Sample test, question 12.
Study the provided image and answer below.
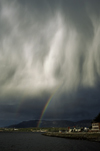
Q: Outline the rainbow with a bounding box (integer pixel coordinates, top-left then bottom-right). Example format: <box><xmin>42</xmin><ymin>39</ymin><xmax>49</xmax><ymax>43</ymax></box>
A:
<box><xmin>37</xmin><ymin>87</ymin><xmax>59</xmax><ymax>127</ymax></box>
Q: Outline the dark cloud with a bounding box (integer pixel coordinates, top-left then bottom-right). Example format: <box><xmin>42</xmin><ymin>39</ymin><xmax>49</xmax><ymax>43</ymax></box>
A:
<box><xmin>0</xmin><ymin>0</ymin><xmax>100</xmax><ymax>126</ymax></box>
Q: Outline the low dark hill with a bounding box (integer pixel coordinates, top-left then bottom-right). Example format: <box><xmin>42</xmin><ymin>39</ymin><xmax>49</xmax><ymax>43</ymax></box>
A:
<box><xmin>93</xmin><ymin>113</ymin><xmax>100</xmax><ymax>122</ymax></box>
<box><xmin>8</xmin><ymin>120</ymin><xmax>38</xmax><ymax>128</ymax></box>
<box><xmin>7</xmin><ymin>119</ymin><xmax>92</xmax><ymax>128</ymax></box>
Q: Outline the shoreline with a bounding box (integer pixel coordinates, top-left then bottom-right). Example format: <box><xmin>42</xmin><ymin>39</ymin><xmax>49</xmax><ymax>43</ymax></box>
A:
<box><xmin>42</xmin><ymin>132</ymin><xmax>100</xmax><ymax>142</ymax></box>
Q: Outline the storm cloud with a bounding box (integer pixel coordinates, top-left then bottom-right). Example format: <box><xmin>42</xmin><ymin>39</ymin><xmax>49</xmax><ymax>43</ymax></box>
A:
<box><xmin>0</xmin><ymin>0</ymin><xmax>100</xmax><ymax>126</ymax></box>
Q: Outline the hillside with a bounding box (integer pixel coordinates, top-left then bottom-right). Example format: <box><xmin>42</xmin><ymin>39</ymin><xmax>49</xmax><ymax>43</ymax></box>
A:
<box><xmin>7</xmin><ymin>119</ymin><xmax>92</xmax><ymax>128</ymax></box>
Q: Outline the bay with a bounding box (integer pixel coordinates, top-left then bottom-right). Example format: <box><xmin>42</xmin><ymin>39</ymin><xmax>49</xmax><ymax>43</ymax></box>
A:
<box><xmin>0</xmin><ymin>132</ymin><xmax>100</xmax><ymax>151</ymax></box>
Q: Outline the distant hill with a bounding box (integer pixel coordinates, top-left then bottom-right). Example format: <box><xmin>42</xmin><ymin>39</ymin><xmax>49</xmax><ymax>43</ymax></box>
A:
<box><xmin>7</xmin><ymin>119</ymin><xmax>92</xmax><ymax>128</ymax></box>
<box><xmin>7</xmin><ymin>120</ymin><xmax>38</xmax><ymax>128</ymax></box>
<box><xmin>93</xmin><ymin>113</ymin><xmax>100</xmax><ymax>122</ymax></box>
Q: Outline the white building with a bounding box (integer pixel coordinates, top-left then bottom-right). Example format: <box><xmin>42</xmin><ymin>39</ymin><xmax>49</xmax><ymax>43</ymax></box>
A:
<box><xmin>92</xmin><ymin>122</ymin><xmax>100</xmax><ymax>131</ymax></box>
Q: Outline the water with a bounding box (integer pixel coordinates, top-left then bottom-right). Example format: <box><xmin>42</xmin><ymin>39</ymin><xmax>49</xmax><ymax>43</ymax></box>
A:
<box><xmin>0</xmin><ymin>132</ymin><xmax>100</xmax><ymax>151</ymax></box>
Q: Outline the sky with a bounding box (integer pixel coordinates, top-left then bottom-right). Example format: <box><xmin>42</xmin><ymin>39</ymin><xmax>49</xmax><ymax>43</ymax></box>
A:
<box><xmin>0</xmin><ymin>0</ymin><xmax>100</xmax><ymax>127</ymax></box>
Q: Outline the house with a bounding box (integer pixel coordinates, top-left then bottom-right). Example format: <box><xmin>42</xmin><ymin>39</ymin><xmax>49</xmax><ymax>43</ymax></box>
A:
<box><xmin>59</xmin><ymin>130</ymin><xmax>62</xmax><ymax>133</ymax></box>
<box><xmin>92</xmin><ymin>122</ymin><xmax>100</xmax><ymax>131</ymax></box>
<box><xmin>59</xmin><ymin>130</ymin><xmax>66</xmax><ymax>133</ymax></box>
<box><xmin>68</xmin><ymin>127</ymin><xmax>81</xmax><ymax>132</ymax></box>
<box><xmin>84</xmin><ymin>127</ymin><xmax>89</xmax><ymax>132</ymax></box>
<box><xmin>92</xmin><ymin>113</ymin><xmax>100</xmax><ymax>131</ymax></box>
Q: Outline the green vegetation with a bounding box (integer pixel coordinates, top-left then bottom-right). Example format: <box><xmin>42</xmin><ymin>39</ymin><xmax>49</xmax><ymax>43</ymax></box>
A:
<box><xmin>0</xmin><ymin>127</ymin><xmax>69</xmax><ymax>132</ymax></box>
<box><xmin>0</xmin><ymin>127</ymin><xmax>48</xmax><ymax>132</ymax></box>
<box><xmin>47</xmin><ymin>127</ymin><xmax>68</xmax><ymax>132</ymax></box>
<box><xmin>43</xmin><ymin>132</ymin><xmax>100</xmax><ymax>142</ymax></box>
<box><xmin>0</xmin><ymin>127</ymin><xmax>68</xmax><ymax>132</ymax></box>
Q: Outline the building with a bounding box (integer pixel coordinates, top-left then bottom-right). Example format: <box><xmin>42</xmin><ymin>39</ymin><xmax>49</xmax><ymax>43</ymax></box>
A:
<box><xmin>92</xmin><ymin>122</ymin><xmax>100</xmax><ymax>131</ymax></box>
<box><xmin>92</xmin><ymin>113</ymin><xmax>100</xmax><ymax>131</ymax></box>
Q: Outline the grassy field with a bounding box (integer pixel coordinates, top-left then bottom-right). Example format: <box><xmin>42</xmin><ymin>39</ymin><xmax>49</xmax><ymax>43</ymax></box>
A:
<box><xmin>43</xmin><ymin>132</ymin><xmax>100</xmax><ymax>142</ymax></box>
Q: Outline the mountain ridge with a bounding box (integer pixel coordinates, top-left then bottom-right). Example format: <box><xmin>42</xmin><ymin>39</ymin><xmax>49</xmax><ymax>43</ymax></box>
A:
<box><xmin>7</xmin><ymin>119</ymin><xmax>92</xmax><ymax>128</ymax></box>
